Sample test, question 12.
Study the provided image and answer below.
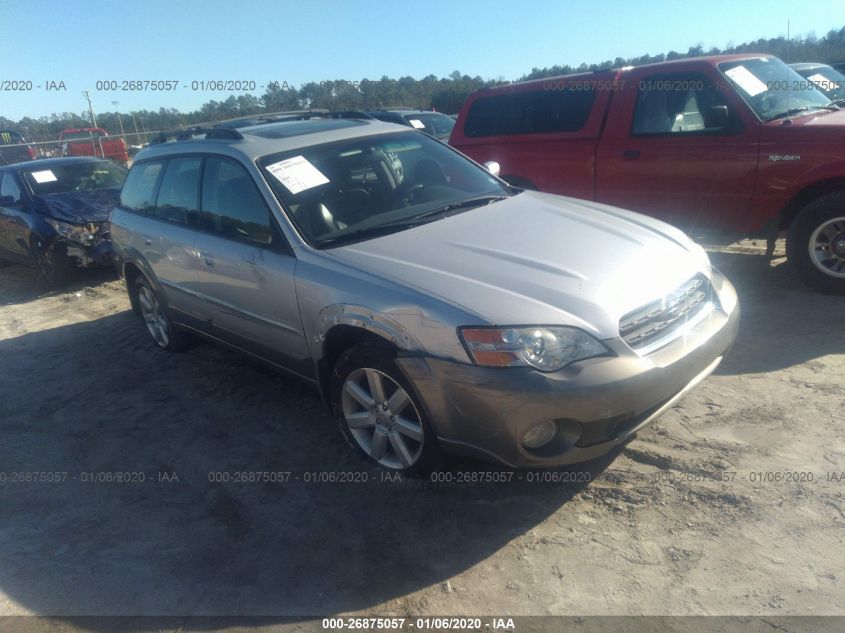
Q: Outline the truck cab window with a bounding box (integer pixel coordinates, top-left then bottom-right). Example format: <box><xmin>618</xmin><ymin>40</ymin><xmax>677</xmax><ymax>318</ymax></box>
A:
<box><xmin>632</xmin><ymin>73</ymin><xmax>728</xmax><ymax>135</ymax></box>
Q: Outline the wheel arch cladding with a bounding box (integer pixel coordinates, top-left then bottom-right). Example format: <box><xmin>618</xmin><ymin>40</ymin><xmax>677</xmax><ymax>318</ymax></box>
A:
<box><xmin>312</xmin><ymin>304</ymin><xmax>424</xmax><ymax>402</ymax></box>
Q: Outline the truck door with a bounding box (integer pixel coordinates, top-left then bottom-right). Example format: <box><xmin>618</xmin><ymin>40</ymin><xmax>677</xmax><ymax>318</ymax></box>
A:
<box><xmin>596</xmin><ymin>68</ymin><xmax>760</xmax><ymax>233</ymax></box>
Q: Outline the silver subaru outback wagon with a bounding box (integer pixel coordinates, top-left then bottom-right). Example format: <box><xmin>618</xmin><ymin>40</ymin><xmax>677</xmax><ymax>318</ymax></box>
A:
<box><xmin>109</xmin><ymin>116</ymin><xmax>739</xmax><ymax>472</ymax></box>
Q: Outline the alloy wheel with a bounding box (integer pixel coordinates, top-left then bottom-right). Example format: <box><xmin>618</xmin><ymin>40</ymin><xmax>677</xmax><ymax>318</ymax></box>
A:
<box><xmin>340</xmin><ymin>367</ymin><xmax>424</xmax><ymax>469</ymax></box>
<box><xmin>137</xmin><ymin>285</ymin><xmax>170</xmax><ymax>348</ymax></box>
<box><xmin>809</xmin><ymin>216</ymin><xmax>845</xmax><ymax>278</ymax></box>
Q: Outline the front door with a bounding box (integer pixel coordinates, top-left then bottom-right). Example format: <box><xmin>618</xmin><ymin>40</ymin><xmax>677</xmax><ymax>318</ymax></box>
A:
<box><xmin>193</xmin><ymin>156</ymin><xmax>311</xmax><ymax>376</ymax></box>
<box><xmin>596</xmin><ymin>69</ymin><xmax>760</xmax><ymax>233</ymax></box>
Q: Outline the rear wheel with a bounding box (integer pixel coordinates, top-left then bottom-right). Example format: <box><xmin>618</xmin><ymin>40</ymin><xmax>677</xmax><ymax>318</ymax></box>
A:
<box><xmin>787</xmin><ymin>192</ymin><xmax>845</xmax><ymax>295</ymax></box>
<box><xmin>331</xmin><ymin>344</ymin><xmax>441</xmax><ymax>474</ymax></box>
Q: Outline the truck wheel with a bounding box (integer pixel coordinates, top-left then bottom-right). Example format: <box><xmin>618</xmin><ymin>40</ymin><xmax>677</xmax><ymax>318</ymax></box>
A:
<box><xmin>35</xmin><ymin>242</ymin><xmax>75</xmax><ymax>287</ymax></box>
<box><xmin>331</xmin><ymin>343</ymin><xmax>442</xmax><ymax>475</ymax></box>
<box><xmin>787</xmin><ymin>192</ymin><xmax>845</xmax><ymax>295</ymax></box>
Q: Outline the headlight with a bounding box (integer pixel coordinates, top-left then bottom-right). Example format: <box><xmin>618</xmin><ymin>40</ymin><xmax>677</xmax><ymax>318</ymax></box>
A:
<box><xmin>45</xmin><ymin>218</ymin><xmax>100</xmax><ymax>244</ymax></box>
<box><xmin>459</xmin><ymin>326</ymin><xmax>611</xmax><ymax>372</ymax></box>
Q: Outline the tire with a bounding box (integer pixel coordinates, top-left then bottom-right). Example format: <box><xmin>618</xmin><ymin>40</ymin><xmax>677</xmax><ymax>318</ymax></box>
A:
<box><xmin>34</xmin><ymin>242</ymin><xmax>75</xmax><ymax>287</ymax></box>
<box><xmin>133</xmin><ymin>276</ymin><xmax>191</xmax><ymax>352</ymax></box>
<box><xmin>787</xmin><ymin>192</ymin><xmax>845</xmax><ymax>295</ymax></box>
<box><xmin>331</xmin><ymin>344</ymin><xmax>442</xmax><ymax>475</ymax></box>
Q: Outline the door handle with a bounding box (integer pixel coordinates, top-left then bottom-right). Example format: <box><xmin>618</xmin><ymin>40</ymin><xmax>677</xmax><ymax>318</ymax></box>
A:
<box><xmin>622</xmin><ymin>149</ymin><xmax>641</xmax><ymax>160</ymax></box>
<box><xmin>143</xmin><ymin>236</ymin><xmax>152</xmax><ymax>246</ymax></box>
<box><xmin>200</xmin><ymin>252</ymin><xmax>215</xmax><ymax>267</ymax></box>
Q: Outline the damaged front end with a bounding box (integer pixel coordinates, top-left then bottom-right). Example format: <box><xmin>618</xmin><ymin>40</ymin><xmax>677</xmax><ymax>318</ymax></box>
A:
<box><xmin>36</xmin><ymin>187</ymin><xmax>120</xmax><ymax>268</ymax></box>
<box><xmin>44</xmin><ymin>217</ymin><xmax>114</xmax><ymax>267</ymax></box>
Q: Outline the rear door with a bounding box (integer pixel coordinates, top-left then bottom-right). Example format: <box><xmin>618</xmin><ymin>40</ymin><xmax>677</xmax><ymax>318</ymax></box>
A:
<box><xmin>596</xmin><ymin>67</ymin><xmax>760</xmax><ymax>232</ymax></box>
<box><xmin>192</xmin><ymin>156</ymin><xmax>311</xmax><ymax>375</ymax></box>
<box><xmin>120</xmin><ymin>157</ymin><xmax>207</xmax><ymax>324</ymax></box>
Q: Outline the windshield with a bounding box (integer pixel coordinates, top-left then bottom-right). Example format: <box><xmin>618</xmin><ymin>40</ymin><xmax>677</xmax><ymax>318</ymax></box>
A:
<box><xmin>792</xmin><ymin>65</ymin><xmax>845</xmax><ymax>101</ymax></box>
<box><xmin>718</xmin><ymin>57</ymin><xmax>832</xmax><ymax>121</ymax></box>
<box><xmin>403</xmin><ymin>113</ymin><xmax>456</xmax><ymax>139</ymax></box>
<box><xmin>259</xmin><ymin>131</ymin><xmax>509</xmax><ymax>247</ymax></box>
<box><xmin>23</xmin><ymin>161</ymin><xmax>127</xmax><ymax>195</ymax></box>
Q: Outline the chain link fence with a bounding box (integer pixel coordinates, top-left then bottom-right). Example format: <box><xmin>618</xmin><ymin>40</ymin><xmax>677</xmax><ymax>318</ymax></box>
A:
<box><xmin>0</xmin><ymin>131</ymin><xmax>157</xmax><ymax>167</ymax></box>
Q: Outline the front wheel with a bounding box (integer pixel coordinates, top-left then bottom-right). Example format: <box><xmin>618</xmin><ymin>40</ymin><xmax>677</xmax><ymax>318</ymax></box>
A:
<box><xmin>331</xmin><ymin>344</ymin><xmax>441</xmax><ymax>474</ymax></box>
<box><xmin>787</xmin><ymin>193</ymin><xmax>845</xmax><ymax>295</ymax></box>
<box><xmin>133</xmin><ymin>276</ymin><xmax>190</xmax><ymax>351</ymax></box>
<box><xmin>35</xmin><ymin>242</ymin><xmax>75</xmax><ymax>287</ymax></box>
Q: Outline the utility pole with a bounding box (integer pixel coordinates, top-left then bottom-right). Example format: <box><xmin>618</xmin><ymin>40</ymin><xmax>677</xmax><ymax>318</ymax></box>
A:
<box><xmin>112</xmin><ymin>100</ymin><xmax>126</xmax><ymax>140</ymax></box>
<box><xmin>82</xmin><ymin>91</ymin><xmax>98</xmax><ymax>128</ymax></box>
<box><xmin>130</xmin><ymin>112</ymin><xmax>140</xmax><ymax>140</ymax></box>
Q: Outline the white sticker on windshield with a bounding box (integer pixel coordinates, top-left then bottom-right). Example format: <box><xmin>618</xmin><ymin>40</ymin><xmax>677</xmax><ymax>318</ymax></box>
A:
<box><xmin>724</xmin><ymin>65</ymin><xmax>768</xmax><ymax>97</ymax></box>
<box><xmin>807</xmin><ymin>73</ymin><xmax>834</xmax><ymax>91</ymax></box>
<box><xmin>30</xmin><ymin>169</ymin><xmax>58</xmax><ymax>183</ymax></box>
<box><xmin>408</xmin><ymin>119</ymin><xmax>426</xmax><ymax>129</ymax></box>
<box><xmin>265</xmin><ymin>155</ymin><xmax>329</xmax><ymax>194</ymax></box>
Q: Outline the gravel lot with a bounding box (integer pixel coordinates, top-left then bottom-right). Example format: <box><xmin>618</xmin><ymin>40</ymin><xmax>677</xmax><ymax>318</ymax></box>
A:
<box><xmin>0</xmin><ymin>239</ymin><xmax>843</xmax><ymax>623</ymax></box>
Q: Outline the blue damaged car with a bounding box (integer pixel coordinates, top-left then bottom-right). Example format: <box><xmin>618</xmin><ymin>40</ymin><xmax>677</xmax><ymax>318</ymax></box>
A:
<box><xmin>0</xmin><ymin>156</ymin><xmax>127</xmax><ymax>285</ymax></box>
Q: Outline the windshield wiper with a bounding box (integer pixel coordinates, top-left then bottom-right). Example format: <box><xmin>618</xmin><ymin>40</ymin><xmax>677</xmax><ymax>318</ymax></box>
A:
<box><xmin>767</xmin><ymin>105</ymin><xmax>837</xmax><ymax>121</ymax></box>
<box><xmin>317</xmin><ymin>195</ymin><xmax>510</xmax><ymax>249</ymax></box>
<box><xmin>406</xmin><ymin>194</ymin><xmax>510</xmax><ymax>222</ymax></box>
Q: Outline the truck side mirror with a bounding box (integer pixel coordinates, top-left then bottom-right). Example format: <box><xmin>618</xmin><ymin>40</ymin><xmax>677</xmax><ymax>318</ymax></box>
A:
<box><xmin>483</xmin><ymin>161</ymin><xmax>501</xmax><ymax>177</ymax></box>
<box><xmin>704</xmin><ymin>105</ymin><xmax>729</xmax><ymax>129</ymax></box>
<box><xmin>0</xmin><ymin>195</ymin><xmax>18</xmax><ymax>206</ymax></box>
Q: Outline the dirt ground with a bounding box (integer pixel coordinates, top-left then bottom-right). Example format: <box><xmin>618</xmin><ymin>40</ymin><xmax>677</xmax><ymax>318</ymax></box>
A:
<box><xmin>0</xmin><ymin>238</ymin><xmax>843</xmax><ymax>624</ymax></box>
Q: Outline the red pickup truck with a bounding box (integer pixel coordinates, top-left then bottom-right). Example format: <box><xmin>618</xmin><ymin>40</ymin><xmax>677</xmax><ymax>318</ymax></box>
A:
<box><xmin>451</xmin><ymin>54</ymin><xmax>845</xmax><ymax>294</ymax></box>
<box><xmin>59</xmin><ymin>128</ymin><xmax>129</xmax><ymax>166</ymax></box>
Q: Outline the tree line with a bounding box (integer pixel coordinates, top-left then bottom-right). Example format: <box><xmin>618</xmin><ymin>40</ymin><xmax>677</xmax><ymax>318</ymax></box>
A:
<box><xmin>3</xmin><ymin>26</ymin><xmax>844</xmax><ymax>142</ymax></box>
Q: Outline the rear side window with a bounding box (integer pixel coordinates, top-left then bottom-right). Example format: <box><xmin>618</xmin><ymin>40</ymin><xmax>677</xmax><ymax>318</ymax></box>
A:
<box><xmin>201</xmin><ymin>157</ymin><xmax>272</xmax><ymax>244</ymax></box>
<box><xmin>120</xmin><ymin>161</ymin><xmax>164</xmax><ymax>213</ymax></box>
<box><xmin>464</xmin><ymin>88</ymin><xmax>596</xmax><ymax>137</ymax></box>
<box><xmin>152</xmin><ymin>157</ymin><xmax>202</xmax><ymax>225</ymax></box>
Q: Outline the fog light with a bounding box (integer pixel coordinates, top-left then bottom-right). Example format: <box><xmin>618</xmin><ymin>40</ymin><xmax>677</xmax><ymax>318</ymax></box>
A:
<box><xmin>522</xmin><ymin>420</ymin><xmax>557</xmax><ymax>449</ymax></box>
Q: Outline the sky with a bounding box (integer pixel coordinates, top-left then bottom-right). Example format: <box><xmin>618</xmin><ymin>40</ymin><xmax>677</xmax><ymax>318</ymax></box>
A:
<box><xmin>1</xmin><ymin>0</ymin><xmax>844</xmax><ymax>120</ymax></box>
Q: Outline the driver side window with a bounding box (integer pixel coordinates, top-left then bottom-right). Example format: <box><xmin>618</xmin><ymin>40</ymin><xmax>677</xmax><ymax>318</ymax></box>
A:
<box><xmin>201</xmin><ymin>157</ymin><xmax>273</xmax><ymax>245</ymax></box>
<box><xmin>632</xmin><ymin>72</ymin><xmax>728</xmax><ymax>135</ymax></box>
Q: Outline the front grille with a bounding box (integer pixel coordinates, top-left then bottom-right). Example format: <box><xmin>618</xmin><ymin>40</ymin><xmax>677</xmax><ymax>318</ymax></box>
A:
<box><xmin>619</xmin><ymin>273</ymin><xmax>714</xmax><ymax>352</ymax></box>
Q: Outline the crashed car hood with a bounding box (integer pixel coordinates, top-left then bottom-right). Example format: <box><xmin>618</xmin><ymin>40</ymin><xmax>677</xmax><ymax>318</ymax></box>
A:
<box><xmin>328</xmin><ymin>191</ymin><xmax>711</xmax><ymax>339</ymax></box>
<box><xmin>34</xmin><ymin>187</ymin><xmax>121</xmax><ymax>224</ymax></box>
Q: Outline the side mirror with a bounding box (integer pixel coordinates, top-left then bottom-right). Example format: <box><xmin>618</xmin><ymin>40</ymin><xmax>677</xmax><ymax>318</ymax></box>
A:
<box><xmin>483</xmin><ymin>161</ymin><xmax>501</xmax><ymax>177</ymax></box>
<box><xmin>0</xmin><ymin>195</ymin><xmax>18</xmax><ymax>206</ymax></box>
<box><xmin>704</xmin><ymin>105</ymin><xmax>729</xmax><ymax>129</ymax></box>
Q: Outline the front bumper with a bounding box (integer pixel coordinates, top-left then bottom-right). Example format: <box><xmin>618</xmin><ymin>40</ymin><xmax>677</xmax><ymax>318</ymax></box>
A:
<box><xmin>64</xmin><ymin>238</ymin><xmax>115</xmax><ymax>267</ymax></box>
<box><xmin>397</xmin><ymin>270</ymin><xmax>740</xmax><ymax>468</ymax></box>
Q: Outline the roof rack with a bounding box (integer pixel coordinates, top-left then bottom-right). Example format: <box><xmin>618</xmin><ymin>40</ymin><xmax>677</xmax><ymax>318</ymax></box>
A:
<box><xmin>328</xmin><ymin>111</ymin><xmax>374</xmax><ymax>120</ymax></box>
<box><xmin>150</xmin><ymin>126</ymin><xmax>243</xmax><ymax>145</ymax></box>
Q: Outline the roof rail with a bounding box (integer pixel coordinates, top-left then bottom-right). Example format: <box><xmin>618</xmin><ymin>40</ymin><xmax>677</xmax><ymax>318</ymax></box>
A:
<box><xmin>329</xmin><ymin>111</ymin><xmax>375</xmax><ymax>119</ymax></box>
<box><xmin>150</xmin><ymin>126</ymin><xmax>243</xmax><ymax>145</ymax></box>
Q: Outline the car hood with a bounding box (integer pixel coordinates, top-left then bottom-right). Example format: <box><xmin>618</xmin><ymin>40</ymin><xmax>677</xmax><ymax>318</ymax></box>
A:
<box><xmin>328</xmin><ymin>191</ymin><xmax>710</xmax><ymax>339</ymax></box>
<box><xmin>34</xmin><ymin>187</ymin><xmax>121</xmax><ymax>224</ymax></box>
